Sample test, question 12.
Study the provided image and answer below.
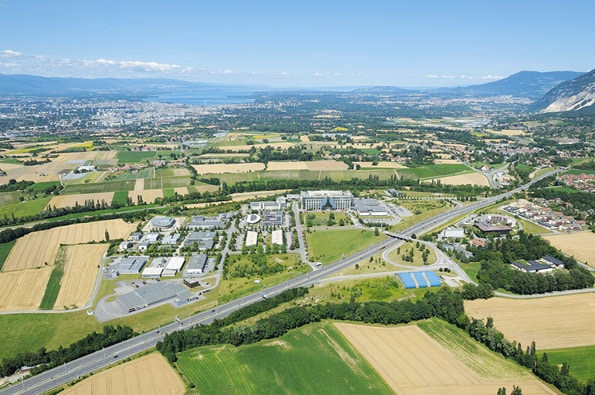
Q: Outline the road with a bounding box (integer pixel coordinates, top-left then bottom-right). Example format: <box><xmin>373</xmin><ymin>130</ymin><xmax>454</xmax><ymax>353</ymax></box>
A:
<box><xmin>0</xmin><ymin>168</ymin><xmax>563</xmax><ymax>395</ymax></box>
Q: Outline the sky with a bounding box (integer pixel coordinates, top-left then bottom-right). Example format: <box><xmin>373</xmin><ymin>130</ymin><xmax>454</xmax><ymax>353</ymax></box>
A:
<box><xmin>0</xmin><ymin>0</ymin><xmax>594</xmax><ymax>87</ymax></box>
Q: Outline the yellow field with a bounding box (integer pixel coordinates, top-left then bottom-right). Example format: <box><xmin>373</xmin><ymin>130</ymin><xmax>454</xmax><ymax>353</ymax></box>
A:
<box><xmin>0</xmin><ymin>268</ymin><xmax>53</xmax><ymax>311</ymax></box>
<box><xmin>131</xmin><ymin>189</ymin><xmax>163</xmax><ymax>204</ymax></box>
<box><xmin>465</xmin><ymin>293</ymin><xmax>595</xmax><ymax>349</ymax></box>
<box><xmin>335</xmin><ymin>323</ymin><xmax>555</xmax><ymax>395</ymax></box>
<box><xmin>61</xmin><ymin>353</ymin><xmax>185</xmax><ymax>395</ymax></box>
<box><xmin>489</xmin><ymin>129</ymin><xmax>526</xmax><ymax>136</ymax></box>
<box><xmin>266</xmin><ymin>160</ymin><xmax>348</xmax><ymax>171</ymax></box>
<box><xmin>194</xmin><ymin>184</ymin><xmax>220</xmax><ymax>193</ymax></box>
<box><xmin>299</xmin><ymin>135</ymin><xmax>310</xmax><ymax>142</ymax></box>
<box><xmin>3</xmin><ymin>219</ymin><xmax>136</xmax><ymax>271</ymax></box>
<box><xmin>434</xmin><ymin>159</ymin><xmax>461</xmax><ymax>164</ymax></box>
<box><xmin>434</xmin><ymin>173</ymin><xmax>490</xmax><ymax>186</ymax></box>
<box><xmin>174</xmin><ymin>187</ymin><xmax>189</xmax><ymax>195</ymax></box>
<box><xmin>134</xmin><ymin>178</ymin><xmax>144</xmax><ymax>191</ymax></box>
<box><xmin>54</xmin><ymin>244</ymin><xmax>108</xmax><ymax>309</ymax></box>
<box><xmin>172</xmin><ymin>168</ymin><xmax>190</xmax><ymax>176</ymax></box>
<box><xmin>543</xmin><ymin>232</ymin><xmax>595</xmax><ymax>266</ymax></box>
<box><xmin>46</xmin><ymin>192</ymin><xmax>114</xmax><ymax>209</ymax></box>
<box><xmin>192</xmin><ymin>162</ymin><xmax>265</xmax><ymax>174</ymax></box>
<box><xmin>355</xmin><ymin>161</ymin><xmax>406</xmax><ymax>169</ymax></box>
<box><xmin>216</xmin><ymin>142</ymin><xmax>297</xmax><ymax>152</ymax></box>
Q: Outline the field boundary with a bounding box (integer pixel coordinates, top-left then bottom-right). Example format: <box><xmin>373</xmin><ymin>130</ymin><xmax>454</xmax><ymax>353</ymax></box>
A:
<box><xmin>39</xmin><ymin>246</ymin><xmax>67</xmax><ymax>310</ymax></box>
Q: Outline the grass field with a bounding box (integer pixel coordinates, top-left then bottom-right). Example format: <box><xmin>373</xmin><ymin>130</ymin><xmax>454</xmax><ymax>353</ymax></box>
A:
<box><xmin>39</xmin><ymin>246</ymin><xmax>67</xmax><ymax>310</ymax></box>
<box><xmin>460</xmin><ymin>261</ymin><xmax>481</xmax><ymax>281</ymax></box>
<box><xmin>337</xmin><ymin>319</ymin><xmax>555</xmax><ymax>394</ymax></box>
<box><xmin>398</xmin><ymin>163</ymin><xmax>472</xmax><ymax>180</ymax></box>
<box><xmin>393</xmin><ymin>199</ymin><xmax>451</xmax><ymax>232</ymax></box>
<box><xmin>116</xmin><ymin>150</ymin><xmax>159</xmax><ymax>163</ymax></box>
<box><xmin>305</xmin><ymin>228</ymin><xmax>385</xmax><ymax>264</ymax></box>
<box><xmin>63</xmin><ymin>179</ymin><xmax>137</xmax><ymax>194</ymax></box>
<box><xmin>177</xmin><ymin>321</ymin><xmax>393</xmax><ymax>394</ymax></box>
<box><xmin>0</xmin><ymin>241</ymin><xmax>15</xmax><ymax>271</ymax></box>
<box><xmin>303</xmin><ymin>211</ymin><xmax>351</xmax><ymax>227</ymax></box>
<box><xmin>0</xmin><ymin>197</ymin><xmax>51</xmax><ymax>219</ymax></box>
<box><xmin>543</xmin><ymin>346</ymin><xmax>595</xmax><ymax>383</ymax></box>
<box><xmin>112</xmin><ymin>190</ymin><xmax>130</xmax><ymax>206</ymax></box>
<box><xmin>0</xmin><ymin>191</ymin><xmax>21</xmax><ymax>205</ymax></box>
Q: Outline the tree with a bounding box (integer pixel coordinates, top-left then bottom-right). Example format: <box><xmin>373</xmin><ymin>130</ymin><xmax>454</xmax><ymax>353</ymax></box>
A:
<box><xmin>497</xmin><ymin>388</ymin><xmax>506</xmax><ymax>395</ymax></box>
<box><xmin>511</xmin><ymin>385</ymin><xmax>522</xmax><ymax>395</ymax></box>
<box><xmin>104</xmin><ymin>230</ymin><xmax>110</xmax><ymax>242</ymax></box>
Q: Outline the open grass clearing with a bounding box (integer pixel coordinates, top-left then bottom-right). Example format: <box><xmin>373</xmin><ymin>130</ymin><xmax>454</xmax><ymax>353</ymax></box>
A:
<box><xmin>177</xmin><ymin>321</ymin><xmax>392</xmax><ymax>394</ymax></box>
<box><xmin>116</xmin><ymin>150</ymin><xmax>159</xmax><ymax>164</ymax></box>
<box><xmin>543</xmin><ymin>232</ymin><xmax>595</xmax><ymax>266</ymax></box>
<box><xmin>0</xmin><ymin>241</ymin><xmax>15</xmax><ymax>271</ymax></box>
<box><xmin>0</xmin><ymin>197</ymin><xmax>51</xmax><ymax>219</ymax></box>
<box><xmin>387</xmin><ymin>240</ymin><xmax>437</xmax><ymax>266</ymax></box>
<box><xmin>0</xmin><ymin>191</ymin><xmax>21</xmax><ymax>205</ymax></box>
<box><xmin>305</xmin><ymin>228</ymin><xmax>385</xmax><ymax>264</ymax></box>
<box><xmin>61</xmin><ymin>353</ymin><xmax>185</xmax><ymax>395</ymax></box>
<box><xmin>39</xmin><ymin>246</ymin><xmax>67</xmax><ymax>310</ymax></box>
<box><xmin>465</xmin><ymin>293</ymin><xmax>595</xmax><ymax>349</ymax></box>
<box><xmin>337</xmin><ymin>320</ymin><xmax>556</xmax><ymax>395</ymax></box>
<box><xmin>393</xmin><ymin>199</ymin><xmax>451</xmax><ymax>232</ymax></box>
<box><xmin>542</xmin><ymin>346</ymin><xmax>595</xmax><ymax>383</ymax></box>
<box><xmin>303</xmin><ymin>211</ymin><xmax>352</xmax><ymax>227</ymax></box>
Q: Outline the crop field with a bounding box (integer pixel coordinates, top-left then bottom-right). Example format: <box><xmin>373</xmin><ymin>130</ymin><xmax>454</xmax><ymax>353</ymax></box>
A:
<box><xmin>3</xmin><ymin>219</ymin><xmax>136</xmax><ymax>271</ymax></box>
<box><xmin>112</xmin><ymin>190</ymin><xmax>129</xmax><ymax>206</ymax></box>
<box><xmin>192</xmin><ymin>163</ymin><xmax>266</xmax><ymax>174</ymax></box>
<box><xmin>434</xmin><ymin>172</ymin><xmax>490</xmax><ymax>186</ymax></box>
<box><xmin>465</xmin><ymin>293</ymin><xmax>595</xmax><ymax>349</ymax></box>
<box><xmin>145</xmin><ymin>175</ymin><xmax>190</xmax><ymax>189</ymax></box>
<box><xmin>46</xmin><ymin>192</ymin><xmax>114</xmax><ymax>209</ymax></box>
<box><xmin>217</xmin><ymin>168</ymin><xmax>396</xmax><ymax>185</ymax></box>
<box><xmin>61</xmin><ymin>353</ymin><xmax>185</xmax><ymax>395</ymax></box>
<box><xmin>177</xmin><ymin>322</ymin><xmax>392</xmax><ymax>394</ymax></box>
<box><xmin>130</xmin><ymin>188</ymin><xmax>163</xmax><ymax>204</ymax></box>
<box><xmin>336</xmin><ymin>321</ymin><xmax>556</xmax><ymax>395</ymax></box>
<box><xmin>62</xmin><ymin>179</ymin><xmax>137</xmax><ymax>194</ymax></box>
<box><xmin>305</xmin><ymin>228</ymin><xmax>385</xmax><ymax>264</ymax></box>
<box><xmin>543</xmin><ymin>232</ymin><xmax>595</xmax><ymax>266</ymax></box>
<box><xmin>192</xmin><ymin>184</ymin><xmax>220</xmax><ymax>193</ymax></box>
<box><xmin>116</xmin><ymin>150</ymin><xmax>159</xmax><ymax>163</ymax></box>
<box><xmin>266</xmin><ymin>160</ymin><xmax>348</xmax><ymax>171</ymax></box>
<box><xmin>112</xmin><ymin>168</ymin><xmax>153</xmax><ymax>181</ymax></box>
<box><xmin>0</xmin><ymin>191</ymin><xmax>20</xmax><ymax>205</ymax></box>
<box><xmin>53</xmin><ymin>244</ymin><xmax>107</xmax><ymax>309</ymax></box>
<box><xmin>0</xmin><ymin>267</ymin><xmax>53</xmax><ymax>311</ymax></box>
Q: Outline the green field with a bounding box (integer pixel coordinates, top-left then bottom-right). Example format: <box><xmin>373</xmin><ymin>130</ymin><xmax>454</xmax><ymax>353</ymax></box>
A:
<box><xmin>112</xmin><ymin>190</ymin><xmax>130</xmax><ymax>206</ymax></box>
<box><xmin>303</xmin><ymin>211</ymin><xmax>351</xmax><ymax>227</ymax></box>
<box><xmin>0</xmin><ymin>240</ymin><xmax>16</xmax><ymax>271</ymax></box>
<box><xmin>176</xmin><ymin>321</ymin><xmax>393</xmax><ymax>394</ymax></box>
<box><xmin>0</xmin><ymin>191</ymin><xmax>21</xmax><ymax>205</ymax></box>
<box><xmin>27</xmin><ymin>181</ymin><xmax>62</xmax><ymax>191</ymax></box>
<box><xmin>460</xmin><ymin>261</ymin><xmax>481</xmax><ymax>281</ymax></box>
<box><xmin>393</xmin><ymin>199</ymin><xmax>450</xmax><ymax>232</ymax></box>
<box><xmin>62</xmin><ymin>179</ymin><xmax>137</xmax><ymax>194</ymax></box>
<box><xmin>0</xmin><ymin>197</ymin><xmax>51</xmax><ymax>219</ymax></box>
<box><xmin>305</xmin><ymin>228</ymin><xmax>385</xmax><ymax>264</ymax></box>
<box><xmin>39</xmin><ymin>247</ymin><xmax>66</xmax><ymax>310</ymax></box>
<box><xmin>398</xmin><ymin>163</ymin><xmax>471</xmax><ymax>180</ymax></box>
<box><xmin>116</xmin><ymin>151</ymin><xmax>158</xmax><ymax>163</ymax></box>
<box><xmin>543</xmin><ymin>346</ymin><xmax>595</xmax><ymax>382</ymax></box>
<box><xmin>217</xmin><ymin>169</ymin><xmax>396</xmax><ymax>185</ymax></box>
<box><xmin>112</xmin><ymin>168</ymin><xmax>154</xmax><ymax>181</ymax></box>
<box><xmin>565</xmin><ymin>169</ymin><xmax>595</xmax><ymax>175</ymax></box>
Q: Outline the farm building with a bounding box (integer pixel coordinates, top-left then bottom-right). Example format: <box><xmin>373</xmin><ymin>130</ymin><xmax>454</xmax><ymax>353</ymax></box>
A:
<box><xmin>110</xmin><ymin>256</ymin><xmax>149</xmax><ymax>276</ymax></box>
<box><xmin>300</xmin><ymin>190</ymin><xmax>353</xmax><ymax>211</ymax></box>
<box><xmin>272</xmin><ymin>229</ymin><xmax>283</xmax><ymax>245</ymax></box>
<box><xmin>184</xmin><ymin>254</ymin><xmax>208</xmax><ymax>276</ymax></box>
<box><xmin>246</xmin><ymin>231</ymin><xmax>258</xmax><ymax>247</ymax></box>
<box><xmin>150</xmin><ymin>216</ymin><xmax>176</xmax><ymax>229</ymax></box>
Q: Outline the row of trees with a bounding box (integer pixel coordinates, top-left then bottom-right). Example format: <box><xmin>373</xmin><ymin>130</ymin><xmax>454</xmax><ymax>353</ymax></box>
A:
<box><xmin>157</xmin><ymin>287</ymin><xmax>466</xmax><ymax>362</ymax></box>
<box><xmin>0</xmin><ymin>325</ymin><xmax>136</xmax><ymax>377</ymax></box>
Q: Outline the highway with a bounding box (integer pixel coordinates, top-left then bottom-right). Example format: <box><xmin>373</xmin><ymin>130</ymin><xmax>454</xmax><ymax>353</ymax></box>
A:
<box><xmin>0</xmin><ymin>169</ymin><xmax>561</xmax><ymax>395</ymax></box>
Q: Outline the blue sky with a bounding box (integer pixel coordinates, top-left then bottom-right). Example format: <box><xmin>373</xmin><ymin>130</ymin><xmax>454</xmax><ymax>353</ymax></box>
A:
<box><xmin>0</xmin><ymin>0</ymin><xmax>594</xmax><ymax>87</ymax></box>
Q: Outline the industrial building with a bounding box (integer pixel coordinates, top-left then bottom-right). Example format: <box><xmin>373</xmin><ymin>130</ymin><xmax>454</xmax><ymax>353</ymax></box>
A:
<box><xmin>187</xmin><ymin>214</ymin><xmax>227</xmax><ymax>230</ymax></box>
<box><xmin>272</xmin><ymin>229</ymin><xmax>284</xmax><ymax>245</ymax></box>
<box><xmin>149</xmin><ymin>216</ymin><xmax>176</xmax><ymax>229</ymax></box>
<box><xmin>109</xmin><ymin>256</ymin><xmax>149</xmax><ymax>277</ymax></box>
<box><xmin>184</xmin><ymin>231</ymin><xmax>216</xmax><ymax>250</ymax></box>
<box><xmin>245</xmin><ymin>231</ymin><xmax>258</xmax><ymax>247</ymax></box>
<box><xmin>300</xmin><ymin>190</ymin><xmax>353</xmax><ymax>211</ymax></box>
<box><xmin>184</xmin><ymin>254</ymin><xmax>209</xmax><ymax>276</ymax></box>
<box><xmin>353</xmin><ymin>198</ymin><xmax>388</xmax><ymax>216</ymax></box>
<box><xmin>116</xmin><ymin>282</ymin><xmax>197</xmax><ymax>313</ymax></box>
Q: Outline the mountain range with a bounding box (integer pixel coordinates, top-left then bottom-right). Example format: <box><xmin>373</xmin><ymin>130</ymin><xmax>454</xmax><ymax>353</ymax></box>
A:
<box><xmin>1</xmin><ymin>70</ymin><xmax>595</xmax><ymax>113</ymax></box>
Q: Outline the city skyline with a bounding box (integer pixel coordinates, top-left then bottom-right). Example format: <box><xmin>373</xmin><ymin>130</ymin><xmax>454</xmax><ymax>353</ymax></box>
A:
<box><xmin>1</xmin><ymin>0</ymin><xmax>594</xmax><ymax>87</ymax></box>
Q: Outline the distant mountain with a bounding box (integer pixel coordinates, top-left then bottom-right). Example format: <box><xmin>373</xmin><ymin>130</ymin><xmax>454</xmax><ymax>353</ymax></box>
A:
<box><xmin>0</xmin><ymin>74</ymin><xmax>205</xmax><ymax>96</ymax></box>
<box><xmin>532</xmin><ymin>69</ymin><xmax>595</xmax><ymax>113</ymax></box>
<box><xmin>440</xmin><ymin>71</ymin><xmax>583</xmax><ymax>99</ymax></box>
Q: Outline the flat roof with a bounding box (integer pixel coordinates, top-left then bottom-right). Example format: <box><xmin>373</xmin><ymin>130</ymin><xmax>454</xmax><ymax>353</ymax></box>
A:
<box><xmin>166</xmin><ymin>256</ymin><xmax>185</xmax><ymax>271</ymax></box>
<box><xmin>301</xmin><ymin>190</ymin><xmax>353</xmax><ymax>198</ymax></box>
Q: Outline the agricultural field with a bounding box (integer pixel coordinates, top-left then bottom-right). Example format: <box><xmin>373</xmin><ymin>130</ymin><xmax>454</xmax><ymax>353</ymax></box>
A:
<box><xmin>130</xmin><ymin>188</ymin><xmax>163</xmax><ymax>204</ymax></box>
<box><xmin>336</xmin><ymin>321</ymin><xmax>556</xmax><ymax>395</ymax></box>
<box><xmin>355</xmin><ymin>161</ymin><xmax>407</xmax><ymax>169</ymax></box>
<box><xmin>305</xmin><ymin>228</ymin><xmax>385</xmax><ymax>264</ymax></box>
<box><xmin>192</xmin><ymin>163</ymin><xmax>265</xmax><ymax>174</ymax></box>
<box><xmin>0</xmin><ymin>267</ymin><xmax>53</xmax><ymax>311</ymax></box>
<box><xmin>61</xmin><ymin>353</ymin><xmax>185</xmax><ymax>395</ymax></box>
<box><xmin>0</xmin><ymin>197</ymin><xmax>51</xmax><ymax>219</ymax></box>
<box><xmin>465</xmin><ymin>293</ymin><xmax>595</xmax><ymax>349</ymax></box>
<box><xmin>397</xmin><ymin>163</ymin><xmax>472</xmax><ymax>180</ymax></box>
<box><xmin>0</xmin><ymin>191</ymin><xmax>21</xmax><ymax>205</ymax></box>
<box><xmin>266</xmin><ymin>160</ymin><xmax>348</xmax><ymax>171</ymax></box>
<box><xmin>53</xmin><ymin>244</ymin><xmax>108</xmax><ymax>309</ymax></box>
<box><xmin>2</xmin><ymin>219</ymin><xmax>136</xmax><ymax>271</ymax></box>
<box><xmin>543</xmin><ymin>232</ymin><xmax>595</xmax><ymax>266</ymax></box>
<box><xmin>116</xmin><ymin>150</ymin><xmax>160</xmax><ymax>164</ymax></box>
<box><xmin>434</xmin><ymin>172</ymin><xmax>490</xmax><ymax>186</ymax></box>
<box><xmin>544</xmin><ymin>346</ymin><xmax>595</xmax><ymax>382</ymax></box>
<box><xmin>176</xmin><ymin>322</ymin><xmax>392</xmax><ymax>394</ymax></box>
<box><xmin>46</xmin><ymin>192</ymin><xmax>114</xmax><ymax>209</ymax></box>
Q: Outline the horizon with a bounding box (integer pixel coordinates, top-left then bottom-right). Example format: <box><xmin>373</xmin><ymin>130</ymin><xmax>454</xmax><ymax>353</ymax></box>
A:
<box><xmin>1</xmin><ymin>1</ymin><xmax>595</xmax><ymax>87</ymax></box>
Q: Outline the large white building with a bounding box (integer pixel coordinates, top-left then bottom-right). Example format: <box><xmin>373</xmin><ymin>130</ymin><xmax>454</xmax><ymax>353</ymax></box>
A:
<box><xmin>300</xmin><ymin>190</ymin><xmax>353</xmax><ymax>211</ymax></box>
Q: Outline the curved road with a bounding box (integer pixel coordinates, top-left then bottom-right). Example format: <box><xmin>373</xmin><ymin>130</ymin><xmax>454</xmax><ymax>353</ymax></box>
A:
<box><xmin>0</xmin><ymin>169</ymin><xmax>564</xmax><ymax>395</ymax></box>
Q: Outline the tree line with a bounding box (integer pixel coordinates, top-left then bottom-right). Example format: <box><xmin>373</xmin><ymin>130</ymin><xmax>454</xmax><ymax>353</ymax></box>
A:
<box><xmin>0</xmin><ymin>325</ymin><xmax>135</xmax><ymax>378</ymax></box>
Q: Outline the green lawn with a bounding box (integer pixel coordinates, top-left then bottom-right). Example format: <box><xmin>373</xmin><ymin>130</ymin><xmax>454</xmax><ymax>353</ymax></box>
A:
<box><xmin>398</xmin><ymin>164</ymin><xmax>472</xmax><ymax>180</ymax></box>
<box><xmin>461</xmin><ymin>261</ymin><xmax>481</xmax><ymax>281</ymax></box>
<box><xmin>303</xmin><ymin>211</ymin><xmax>351</xmax><ymax>227</ymax></box>
<box><xmin>0</xmin><ymin>197</ymin><xmax>51</xmax><ymax>219</ymax></box>
<box><xmin>542</xmin><ymin>346</ymin><xmax>595</xmax><ymax>382</ymax></box>
<box><xmin>62</xmin><ymin>180</ymin><xmax>137</xmax><ymax>194</ymax></box>
<box><xmin>393</xmin><ymin>199</ymin><xmax>450</xmax><ymax>232</ymax></box>
<box><xmin>27</xmin><ymin>181</ymin><xmax>62</xmax><ymax>191</ymax></box>
<box><xmin>305</xmin><ymin>228</ymin><xmax>385</xmax><ymax>264</ymax></box>
<box><xmin>176</xmin><ymin>321</ymin><xmax>393</xmax><ymax>394</ymax></box>
<box><xmin>0</xmin><ymin>240</ymin><xmax>16</xmax><ymax>271</ymax></box>
<box><xmin>112</xmin><ymin>190</ymin><xmax>130</xmax><ymax>206</ymax></box>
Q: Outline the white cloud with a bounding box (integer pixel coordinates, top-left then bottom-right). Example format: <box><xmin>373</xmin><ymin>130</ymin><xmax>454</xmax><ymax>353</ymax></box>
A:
<box><xmin>0</xmin><ymin>49</ymin><xmax>22</xmax><ymax>57</ymax></box>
